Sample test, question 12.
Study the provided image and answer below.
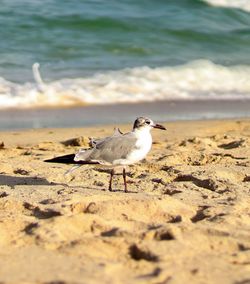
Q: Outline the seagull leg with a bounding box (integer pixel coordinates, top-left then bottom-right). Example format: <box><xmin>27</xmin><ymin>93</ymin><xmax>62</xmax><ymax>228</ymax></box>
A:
<box><xmin>108</xmin><ymin>169</ymin><xmax>115</xmax><ymax>191</ymax></box>
<box><xmin>122</xmin><ymin>167</ymin><xmax>128</xmax><ymax>193</ymax></box>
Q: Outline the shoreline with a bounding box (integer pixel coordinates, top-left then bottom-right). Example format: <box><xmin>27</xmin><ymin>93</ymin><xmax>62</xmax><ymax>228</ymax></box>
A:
<box><xmin>0</xmin><ymin>99</ymin><xmax>250</xmax><ymax>130</ymax></box>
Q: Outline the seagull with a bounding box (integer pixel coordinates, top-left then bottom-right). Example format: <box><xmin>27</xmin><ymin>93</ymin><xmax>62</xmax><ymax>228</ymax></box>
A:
<box><xmin>45</xmin><ymin>117</ymin><xmax>166</xmax><ymax>192</ymax></box>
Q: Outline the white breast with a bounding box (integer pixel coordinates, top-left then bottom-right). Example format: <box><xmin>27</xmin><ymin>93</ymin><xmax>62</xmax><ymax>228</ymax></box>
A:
<box><xmin>125</xmin><ymin>128</ymin><xmax>152</xmax><ymax>165</ymax></box>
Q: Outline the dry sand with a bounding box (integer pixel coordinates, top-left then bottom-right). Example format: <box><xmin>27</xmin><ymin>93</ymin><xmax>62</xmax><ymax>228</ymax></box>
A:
<box><xmin>0</xmin><ymin>119</ymin><xmax>249</xmax><ymax>284</ymax></box>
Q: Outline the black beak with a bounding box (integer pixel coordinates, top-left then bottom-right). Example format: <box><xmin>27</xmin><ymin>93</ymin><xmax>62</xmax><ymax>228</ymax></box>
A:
<box><xmin>153</xmin><ymin>123</ymin><xmax>166</xmax><ymax>130</ymax></box>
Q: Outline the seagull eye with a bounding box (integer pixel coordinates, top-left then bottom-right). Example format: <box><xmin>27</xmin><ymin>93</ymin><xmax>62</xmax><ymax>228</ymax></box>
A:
<box><xmin>145</xmin><ymin>120</ymin><xmax>150</xmax><ymax>124</ymax></box>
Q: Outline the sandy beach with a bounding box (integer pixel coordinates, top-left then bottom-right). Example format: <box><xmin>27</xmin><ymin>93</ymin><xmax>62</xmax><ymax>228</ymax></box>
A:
<box><xmin>0</xmin><ymin>118</ymin><xmax>249</xmax><ymax>283</ymax></box>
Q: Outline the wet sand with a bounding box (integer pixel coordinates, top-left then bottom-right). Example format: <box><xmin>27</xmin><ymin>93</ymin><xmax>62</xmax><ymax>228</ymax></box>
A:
<box><xmin>0</xmin><ymin>118</ymin><xmax>250</xmax><ymax>283</ymax></box>
<box><xmin>0</xmin><ymin>99</ymin><xmax>250</xmax><ymax>130</ymax></box>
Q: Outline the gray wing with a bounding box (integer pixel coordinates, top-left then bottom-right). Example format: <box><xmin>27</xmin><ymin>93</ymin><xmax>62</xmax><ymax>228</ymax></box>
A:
<box><xmin>75</xmin><ymin>133</ymin><xmax>137</xmax><ymax>164</ymax></box>
<box><xmin>89</xmin><ymin>127</ymin><xmax>123</xmax><ymax>147</ymax></box>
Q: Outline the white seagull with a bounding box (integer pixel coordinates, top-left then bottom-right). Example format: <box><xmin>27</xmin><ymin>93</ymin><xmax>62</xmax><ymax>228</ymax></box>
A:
<box><xmin>45</xmin><ymin>117</ymin><xmax>166</xmax><ymax>192</ymax></box>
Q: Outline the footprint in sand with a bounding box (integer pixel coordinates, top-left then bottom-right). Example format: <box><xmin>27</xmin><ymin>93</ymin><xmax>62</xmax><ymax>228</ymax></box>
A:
<box><xmin>218</xmin><ymin>139</ymin><xmax>246</xmax><ymax>149</ymax></box>
<box><xmin>13</xmin><ymin>169</ymin><xmax>30</xmax><ymax>175</ymax></box>
<box><xmin>129</xmin><ymin>244</ymin><xmax>159</xmax><ymax>262</ymax></box>
<box><xmin>23</xmin><ymin>202</ymin><xmax>61</xmax><ymax>219</ymax></box>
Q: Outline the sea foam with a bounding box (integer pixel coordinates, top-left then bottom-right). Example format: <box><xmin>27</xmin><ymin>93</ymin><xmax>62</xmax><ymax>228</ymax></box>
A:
<box><xmin>202</xmin><ymin>0</ymin><xmax>250</xmax><ymax>12</ymax></box>
<box><xmin>0</xmin><ymin>60</ymin><xmax>250</xmax><ymax>109</ymax></box>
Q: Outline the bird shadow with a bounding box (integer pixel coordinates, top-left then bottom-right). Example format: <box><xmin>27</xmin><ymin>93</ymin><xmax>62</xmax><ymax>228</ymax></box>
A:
<box><xmin>0</xmin><ymin>174</ymin><xmax>57</xmax><ymax>188</ymax></box>
<box><xmin>0</xmin><ymin>174</ymin><xmax>138</xmax><ymax>194</ymax></box>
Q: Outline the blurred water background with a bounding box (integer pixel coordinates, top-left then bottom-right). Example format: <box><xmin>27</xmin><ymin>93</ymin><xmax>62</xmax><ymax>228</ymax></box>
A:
<box><xmin>0</xmin><ymin>0</ymin><xmax>250</xmax><ymax>128</ymax></box>
<box><xmin>1</xmin><ymin>0</ymin><xmax>250</xmax><ymax>108</ymax></box>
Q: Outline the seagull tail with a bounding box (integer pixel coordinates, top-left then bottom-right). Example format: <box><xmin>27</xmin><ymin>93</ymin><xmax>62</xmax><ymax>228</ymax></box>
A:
<box><xmin>44</xmin><ymin>153</ymin><xmax>100</xmax><ymax>165</ymax></box>
<box><xmin>44</xmin><ymin>154</ymin><xmax>76</xmax><ymax>164</ymax></box>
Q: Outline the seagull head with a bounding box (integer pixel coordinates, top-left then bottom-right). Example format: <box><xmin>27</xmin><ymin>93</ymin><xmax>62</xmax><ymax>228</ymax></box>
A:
<box><xmin>133</xmin><ymin>117</ymin><xmax>166</xmax><ymax>131</ymax></box>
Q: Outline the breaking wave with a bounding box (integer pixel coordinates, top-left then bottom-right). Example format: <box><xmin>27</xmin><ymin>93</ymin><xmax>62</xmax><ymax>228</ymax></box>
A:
<box><xmin>202</xmin><ymin>0</ymin><xmax>250</xmax><ymax>12</ymax></box>
<box><xmin>0</xmin><ymin>60</ymin><xmax>250</xmax><ymax>109</ymax></box>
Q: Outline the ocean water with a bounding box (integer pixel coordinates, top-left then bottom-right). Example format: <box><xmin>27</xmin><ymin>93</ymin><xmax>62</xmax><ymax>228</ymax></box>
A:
<box><xmin>1</xmin><ymin>0</ymin><xmax>250</xmax><ymax>109</ymax></box>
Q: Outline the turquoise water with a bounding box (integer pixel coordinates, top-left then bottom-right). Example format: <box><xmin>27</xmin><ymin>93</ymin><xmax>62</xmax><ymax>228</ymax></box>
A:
<box><xmin>0</xmin><ymin>0</ymin><xmax>250</xmax><ymax>109</ymax></box>
<box><xmin>1</xmin><ymin>0</ymin><xmax>250</xmax><ymax>82</ymax></box>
